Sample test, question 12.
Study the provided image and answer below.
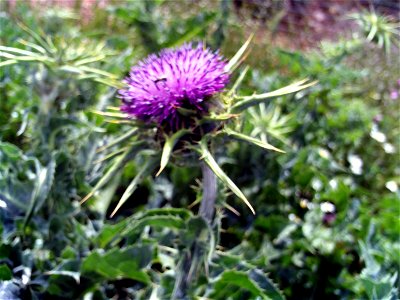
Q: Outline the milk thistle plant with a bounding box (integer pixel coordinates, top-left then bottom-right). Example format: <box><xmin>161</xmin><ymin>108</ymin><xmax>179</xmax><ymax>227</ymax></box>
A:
<box><xmin>0</xmin><ymin>17</ymin><xmax>318</xmax><ymax>297</ymax></box>
<box><xmin>1</xmin><ymin>26</ymin><xmax>315</xmax><ymax>296</ymax></box>
<box><xmin>82</xmin><ymin>38</ymin><xmax>315</xmax><ymax>299</ymax></box>
<box><xmin>83</xmin><ymin>37</ymin><xmax>315</xmax><ymax>219</ymax></box>
<box><xmin>79</xmin><ymin>38</ymin><xmax>315</xmax><ymax>297</ymax></box>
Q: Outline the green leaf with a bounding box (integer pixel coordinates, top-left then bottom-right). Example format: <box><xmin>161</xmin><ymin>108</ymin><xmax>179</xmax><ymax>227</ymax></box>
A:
<box><xmin>73</xmin><ymin>54</ymin><xmax>106</xmax><ymax>66</ymax></box>
<box><xmin>119</xmin><ymin>215</ymin><xmax>187</xmax><ymax>240</ymax></box>
<box><xmin>156</xmin><ymin>129</ymin><xmax>190</xmax><ymax>177</ymax></box>
<box><xmin>59</xmin><ymin>65</ymin><xmax>85</xmax><ymax>75</ymax></box>
<box><xmin>249</xmin><ymin>269</ymin><xmax>285</xmax><ymax>300</ymax></box>
<box><xmin>17</xmin><ymin>38</ymin><xmax>47</xmax><ymax>54</ymax></box>
<box><xmin>223</xmin><ymin>127</ymin><xmax>285</xmax><ymax>153</ymax></box>
<box><xmin>110</xmin><ymin>156</ymin><xmax>158</xmax><ymax>217</ymax></box>
<box><xmin>201</xmin><ymin>113</ymin><xmax>238</xmax><ymax>122</ymax></box>
<box><xmin>93</xmin><ymin>147</ymin><xmax>127</xmax><ymax>164</ymax></box>
<box><xmin>227</xmin><ymin>65</ymin><xmax>250</xmax><ymax>97</ymax></box>
<box><xmin>24</xmin><ymin>156</ymin><xmax>56</xmax><ymax>228</ymax></box>
<box><xmin>140</xmin><ymin>208</ymin><xmax>192</xmax><ymax>219</ymax></box>
<box><xmin>93</xmin><ymin>77</ymin><xmax>124</xmax><ymax>88</ymax></box>
<box><xmin>96</xmin><ymin>218</ymin><xmax>130</xmax><ymax>248</ymax></box>
<box><xmin>0</xmin><ymin>264</ymin><xmax>12</xmax><ymax>280</ymax></box>
<box><xmin>81</xmin><ymin>245</ymin><xmax>152</xmax><ymax>284</ymax></box>
<box><xmin>0</xmin><ymin>59</ymin><xmax>17</xmax><ymax>67</ymax></box>
<box><xmin>231</xmin><ymin>79</ymin><xmax>317</xmax><ymax>112</ymax></box>
<box><xmin>96</xmin><ymin>128</ymin><xmax>138</xmax><ymax>154</ymax></box>
<box><xmin>197</xmin><ymin>139</ymin><xmax>255</xmax><ymax>215</ymax></box>
<box><xmin>0</xmin><ymin>45</ymin><xmax>42</xmax><ymax>57</ymax></box>
<box><xmin>225</xmin><ymin>34</ymin><xmax>253</xmax><ymax>73</ymax></box>
<box><xmin>78</xmin><ymin>66</ymin><xmax>118</xmax><ymax>79</ymax></box>
<box><xmin>46</xmin><ymin>270</ymin><xmax>80</xmax><ymax>284</ymax></box>
<box><xmin>81</xmin><ymin>143</ymin><xmax>144</xmax><ymax>204</ymax></box>
<box><xmin>176</xmin><ymin>107</ymin><xmax>197</xmax><ymax>116</ymax></box>
<box><xmin>211</xmin><ymin>270</ymin><xmax>268</xmax><ymax>299</ymax></box>
<box><xmin>98</xmin><ymin>208</ymin><xmax>192</xmax><ymax>247</ymax></box>
<box><xmin>17</xmin><ymin>21</ymin><xmax>56</xmax><ymax>54</ymax></box>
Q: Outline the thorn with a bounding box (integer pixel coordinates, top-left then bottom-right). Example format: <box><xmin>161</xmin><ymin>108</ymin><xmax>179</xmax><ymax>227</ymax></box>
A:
<box><xmin>79</xmin><ymin>192</ymin><xmax>93</xmax><ymax>205</ymax></box>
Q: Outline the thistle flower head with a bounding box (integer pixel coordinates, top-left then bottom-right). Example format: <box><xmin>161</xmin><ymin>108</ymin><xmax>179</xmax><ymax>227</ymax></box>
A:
<box><xmin>119</xmin><ymin>43</ymin><xmax>229</xmax><ymax>129</ymax></box>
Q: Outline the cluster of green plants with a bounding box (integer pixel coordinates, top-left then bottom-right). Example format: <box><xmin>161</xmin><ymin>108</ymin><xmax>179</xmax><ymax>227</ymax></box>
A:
<box><xmin>0</xmin><ymin>1</ymin><xmax>399</xmax><ymax>299</ymax></box>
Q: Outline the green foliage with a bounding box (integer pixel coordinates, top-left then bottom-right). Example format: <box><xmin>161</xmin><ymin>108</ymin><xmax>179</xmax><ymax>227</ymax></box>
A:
<box><xmin>351</xmin><ymin>9</ymin><xmax>400</xmax><ymax>53</ymax></box>
<box><xmin>1</xmin><ymin>2</ymin><xmax>399</xmax><ymax>300</ymax></box>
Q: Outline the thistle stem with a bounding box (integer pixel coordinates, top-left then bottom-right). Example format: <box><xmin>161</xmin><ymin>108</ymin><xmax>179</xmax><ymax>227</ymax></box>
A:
<box><xmin>199</xmin><ymin>161</ymin><xmax>218</xmax><ymax>223</ymax></box>
<box><xmin>172</xmin><ymin>162</ymin><xmax>217</xmax><ymax>299</ymax></box>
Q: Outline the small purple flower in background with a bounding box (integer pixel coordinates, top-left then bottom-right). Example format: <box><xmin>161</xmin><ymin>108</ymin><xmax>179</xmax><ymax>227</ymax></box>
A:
<box><xmin>373</xmin><ymin>114</ymin><xmax>383</xmax><ymax>123</ymax></box>
<box><xmin>390</xmin><ymin>90</ymin><xmax>398</xmax><ymax>100</ymax></box>
<box><xmin>119</xmin><ymin>43</ymin><xmax>229</xmax><ymax>130</ymax></box>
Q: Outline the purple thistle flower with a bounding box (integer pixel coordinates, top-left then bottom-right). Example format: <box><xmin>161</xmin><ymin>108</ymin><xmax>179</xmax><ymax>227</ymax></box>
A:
<box><xmin>119</xmin><ymin>43</ymin><xmax>229</xmax><ymax>129</ymax></box>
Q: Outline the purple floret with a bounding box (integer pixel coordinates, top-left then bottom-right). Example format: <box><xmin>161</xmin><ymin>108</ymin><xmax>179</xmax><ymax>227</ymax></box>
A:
<box><xmin>119</xmin><ymin>43</ymin><xmax>229</xmax><ymax>127</ymax></box>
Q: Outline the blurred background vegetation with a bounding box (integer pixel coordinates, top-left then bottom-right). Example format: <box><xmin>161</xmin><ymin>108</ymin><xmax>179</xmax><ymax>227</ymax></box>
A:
<box><xmin>0</xmin><ymin>0</ymin><xmax>399</xmax><ymax>299</ymax></box>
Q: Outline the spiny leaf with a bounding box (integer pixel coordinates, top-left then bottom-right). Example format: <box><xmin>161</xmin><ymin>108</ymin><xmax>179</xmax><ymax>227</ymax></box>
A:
<box><xmin>81</xmin><ymin>245</ymin><xmax>152</xmax><ymax>284</ymax></box>
<box><xmin>141</xmin><ymin>208</ymin><xmax>192</xmax><ymax>218</ymax></box>
<box><xmin>119</xmin><ymin>215</ymin><xmax>187</xmax><ymax>239</ymax></box>
<box><xmin>17</xmin><ymin>38</ymin><xmax>47</xmax><ymax>54</ymax></box>
<box><xmin>0</xmin><ymin>60</ymin><xmax>17</xmax><ymax>67</ymax></box>
<box><xmin>94</xmin><ymin>147</ymin><xmax>128</xmax><ymax>164</ymax></box>
<box><xmin>96</xmin><ymin>128</ymin><xmax>138</xmax><ymax>153</ymax></box>
<box><xmin>17</xmin><ymin>21</ymin><xmax>56</xmax><ymax>54</ymax></box>
<box><xmin>80</xmin><ymin>144</ymin><xmax>144</xmax><ymax>204</ymax></box>
<box><xmin>227</xmin><ymin>65</ymin><xmax>250</xmax><ymax>97</ymax></box>
<box><xmin>91</xmin><ymin>110</ymin><xmax>129</xmax><ymax>119</ymax></box>
<box><xmin>110</xmin><ymin>156</ymin><xmax>158</xmax><ymax>217</ymax></box>
<box><xmin>0</xmin><ymin>50</ymin><xmax>54</xmax><ymax>64</ymax></box>
<box><xmin>197</xmin><ymin>139</ymin><xmax>255</xmax><ymax>215</ymax></box>
<box><xmin>99</xmin><ymin>208</ymin><xmax>192</xmax><ymax>247</ymax></box>
<box><xmin>249</xmin><ymin>269</ymin><xmax>286</xmax><ymax>300</ymax></box>
<box><xmin>223</xmin><ymin>127</ymin><xmax>285</xmax><ymax>153</ymax></box>
<box><xmin>231</xmin><ymin>79</ymin><xmax>317</xmax><ymax>112</ymax></box>
<box><xmin>74</xmin><ymin>54</ymin><xmax>107</xmax><ymax>66</ymax></box>
<box><xmin>93</xmin><ymin>77</ymin><xmax>125</xmax><ymax>89</ymax></box>
<box><xmin>106</xmin><ymin>106</ymin><xmax>121</xmax><ymax>111</ymax></box>
<box><xmin>0</xmin><ymin>45</ymin><xmax>42</xmax><ymax>57</ymax></box>
<box><xmin>212</xmin><ymin>270</ymin><xmax>267</xmax><ymax>299</ymax></box>
<box><xmin>78</xmin><ymin>65</ymin><xmax>118</xmax><ymax>78</ymax></box>
<box><xmin>225</xmin><ymin>34</ymin><xmax>254</xmax><ymax>73</ymax></box>
<box><xmin>59</xmin><ymin>65</ymin><xmax>84</xmax><ymax>75</ymax></box>
<box><xmin>176</xmin><ymin>107</ymin><xmax>197</xmax><ymax>116</ymax></box>
<box><xmin>156</xmin><ymin>129</ymin><xmax>190</xmax><ymax>177</ymax></box>
<box><xmin>202</xmin><ymin>113</ymin><xmax>239</xmax><ymax>122</ymax></box>
<box><xmin>24</xmin><ymin>157</ymin><xmax>56</xmax><ymax>228</ymax></box>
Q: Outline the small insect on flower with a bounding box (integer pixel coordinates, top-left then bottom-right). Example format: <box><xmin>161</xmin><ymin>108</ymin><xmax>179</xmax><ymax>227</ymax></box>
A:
<box><xmin>153</xmin><ymin>76</ymin><xmax>168</xmax><ymax>84</ymax></box>
<box><xmin>119</xmin><ymin>43</ymin><xmax>229</xmax><ymax>131</ymax></box>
